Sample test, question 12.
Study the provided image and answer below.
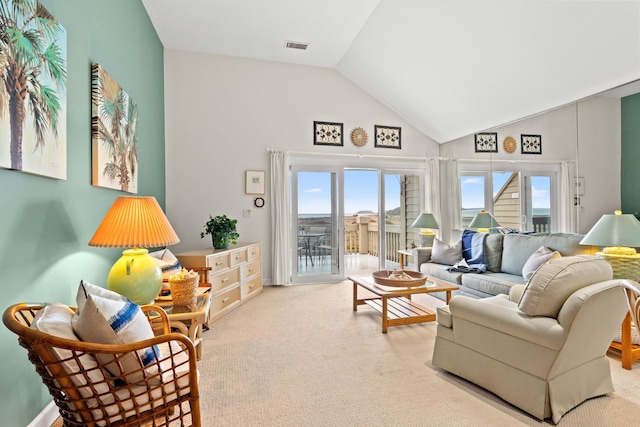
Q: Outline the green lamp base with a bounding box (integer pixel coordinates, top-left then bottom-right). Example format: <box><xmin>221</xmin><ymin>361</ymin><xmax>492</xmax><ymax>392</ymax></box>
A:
<box><xmin>107</xmin><ymin>248</ymin><xmax>162</xmax><ymax>305</ymax></box>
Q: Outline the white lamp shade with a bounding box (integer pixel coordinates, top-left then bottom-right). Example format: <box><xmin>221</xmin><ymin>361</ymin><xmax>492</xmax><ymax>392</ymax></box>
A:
<box><xmin>410</xmin><ymin>212</ymin><xmax>440</xmax><ymax>230</ymax></box>
<box><xmin>580</xmin><ymin>211</ymin><xmax>640</xmax><ymax>247</ymax></box>
<box><xmin>468</xmin><ymin>210</ymin><xmax>501</xmax><ymax>230</ymax></box>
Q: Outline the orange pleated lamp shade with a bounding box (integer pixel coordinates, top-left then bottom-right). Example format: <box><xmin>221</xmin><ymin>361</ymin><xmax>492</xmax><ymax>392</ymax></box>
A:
<box><xmin>89</xmin><ymin>196</ymin><xmax>180</xmax><ymax>248</ymax></box>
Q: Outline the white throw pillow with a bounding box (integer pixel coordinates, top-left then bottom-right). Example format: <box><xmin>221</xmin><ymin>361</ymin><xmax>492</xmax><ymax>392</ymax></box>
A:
<box><xmin>522</xmin><ymin>246</ymin><xmax>561</xmax><ymax>282</ymax></box>
<box><xmin>518</xmin><ymin>255</ymin><xmax>613</xmax><ymax>317</ymax></box>
<box><xmin>31</xmin><ymin>304</ymin><xmax>110</xmax><ymax>400</ymax></box>
<box><xmin>430</xmin><ymin>238</ymin><xmax>462</xmax><ymax>265</ymax></box>
<box><xmin>71</xmin><ymin>281</ymin><xmax>161</xmax><ymax>384</ymax></box>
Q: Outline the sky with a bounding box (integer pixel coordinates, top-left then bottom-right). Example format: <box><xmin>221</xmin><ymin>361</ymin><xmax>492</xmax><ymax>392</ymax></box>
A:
<box><xmin>297</xmin><ymin>170</ymin><xmax>400</xmax><ymax>215</ymax></box>
<box><xmin>298</xmin><ymin>170</ymin><xmax>551</xmax><ymax>215</ymax></box>
<box><xmin>461</xmin><ymin>172</ymin><xmax>550</xmax><ymax>210</ymax></box>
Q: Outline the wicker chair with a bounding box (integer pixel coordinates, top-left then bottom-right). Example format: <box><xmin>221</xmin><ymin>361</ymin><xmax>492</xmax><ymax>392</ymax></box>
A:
<box><xmin>617</xmin><ymin>280</ymin><xmax>640</xmax><ymax>369</ymax></box>
<box><xmin>3</xmin><ymin>303</ymin><xmax>201</xmax><ymax>426</ymax></box>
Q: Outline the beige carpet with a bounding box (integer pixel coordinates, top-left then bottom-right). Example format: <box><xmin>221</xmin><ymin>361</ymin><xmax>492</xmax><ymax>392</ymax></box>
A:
<box><xmin>196</xmin><ymin>281</ymin><xmax>640</xmax><ymax>426</ymax></box>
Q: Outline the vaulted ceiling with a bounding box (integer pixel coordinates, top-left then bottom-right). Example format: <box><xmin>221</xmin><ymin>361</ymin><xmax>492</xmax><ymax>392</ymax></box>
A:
<box><xmin>142</xmin><ymin>0</ymin><xmax>640</xmax><ymax>143</ymax></box>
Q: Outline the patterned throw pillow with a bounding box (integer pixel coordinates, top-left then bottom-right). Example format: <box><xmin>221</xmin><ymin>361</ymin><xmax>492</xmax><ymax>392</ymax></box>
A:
<box><xmin>149</xmin><ymin>248</ymin><xmax>181</xmax><ymax>280</ymax></box>
<box><xmin>71</xmin><ymin>281</ymin><xmax>161</xmax><ymax>384</ymax></box>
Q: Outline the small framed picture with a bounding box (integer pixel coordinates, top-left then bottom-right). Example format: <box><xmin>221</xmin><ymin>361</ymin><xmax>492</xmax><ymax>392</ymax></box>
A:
<box><xmin>474</xmin><ymin>133</ymin><xmax>498</xmax><ymax>153</ymax></box>
<box><xmin>245</xmin><ymin>170</ymin><xmax>265</xmax><ymax>195</ymax></box>
<box><xmin>314</xmin><ymin>121</ymin><xmax>343</xmax><ymax>146</ymax></box>
<box><xmin>521</xmin><ymin>134</ymin><xmax>542</xmax><ymax>154</ymax></box>
<box><xmin>374</xmin><ymin>125</ymin><xmax>401</xmax><ymax>149</ymax></box>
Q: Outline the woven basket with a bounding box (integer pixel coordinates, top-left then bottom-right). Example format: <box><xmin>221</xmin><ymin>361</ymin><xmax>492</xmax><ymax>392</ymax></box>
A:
<box><xmin>597</xmin><ymin>252</ymin><xmax>640</xmax><ymax>281</ymax></box>
<box><xmin>169</xmin><ymin>274</ymin><xmax>199</xmax><ymax>310</ymax></box>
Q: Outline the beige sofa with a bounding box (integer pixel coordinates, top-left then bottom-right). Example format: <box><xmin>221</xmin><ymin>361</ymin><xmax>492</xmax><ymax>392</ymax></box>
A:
<box><xmin>432</xmin><ymin>255</ymin><xmax>627</xmax><ymax>423</ymax></box>
<box><xmin>411</xmin><ymin>232</ymin><xmax>597</xmax><ymax>299</ymax></box>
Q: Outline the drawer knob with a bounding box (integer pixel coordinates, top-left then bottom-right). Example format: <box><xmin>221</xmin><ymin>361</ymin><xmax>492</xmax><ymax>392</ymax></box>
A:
<box><xmin>222</xmin><ymin>278</ymin><xmax>229</xmax><ymax>282</ymax></box>
<box><xmin>222</xmin><ymin>297</ymin><xmax>230</xmax><ymax>303</ymax></box>
<box><xmin>248</xmin><ymin>268</ymin><xmax>254</xmax><ymax>272</ymax></box>
<box><xmin>215</xmin><ymin>261</ymin><xmax>223</xmax><ymax>266</ymax></box>
<box><xmin>249</xmin><ymin>284</ymin><xmax>254</xmax><ymax>288</ymax></box>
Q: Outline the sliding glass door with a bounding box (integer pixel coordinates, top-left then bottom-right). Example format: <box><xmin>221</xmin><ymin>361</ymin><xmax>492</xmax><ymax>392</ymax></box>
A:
<box><xmin>291</xmin><ymin>163</ymin><xmax>425</xmax><ymax>282</ymax></box>
<box><xmin>291</xmin><ymin>168</ymin><xmax>342</xmax><ymax>282</ymax></box>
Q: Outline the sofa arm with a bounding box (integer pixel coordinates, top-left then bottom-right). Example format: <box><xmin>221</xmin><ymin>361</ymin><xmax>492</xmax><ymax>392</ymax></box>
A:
<box><xmin>509</xmin><ymin>285</ymin><xmax>526</xmax><ymax>303</ymax></box>
<box><xmin>411</xmin><ymin>247</ymin><xmax>432</xmax><ymax>271</ymax></box>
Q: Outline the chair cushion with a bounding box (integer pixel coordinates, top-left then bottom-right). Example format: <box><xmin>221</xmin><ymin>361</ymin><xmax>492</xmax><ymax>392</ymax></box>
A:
<box><xmin>431</xmin><ymin>238</ymin><xmax>462</xmax><ymax>265</ymax></box>
<box><xmin>522</xmin><ymin>246</ymin><xmax>561</xmax><ymax>282</ymax></box>
<box><xmin>71</xmin><ymin>281</ymin><xmax>161</xmax><ymax>384</ymax></box>
<box><xmin>31</xmin><ymin>304</ymin><xmax>111</xmax><ymax>401</ymax></box>
<box><xmin>518</xmin><ymin>255</ymin><xmax>613</xmax><ymax>317</ymax></box>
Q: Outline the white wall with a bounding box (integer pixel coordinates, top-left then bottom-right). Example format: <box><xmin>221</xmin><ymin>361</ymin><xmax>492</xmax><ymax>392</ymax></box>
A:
<box><xmin>164</xmin><ymin>50</ymin><xmax>439</xmax><ymax>284</ymax></box>
<box><xmin>440</xmin><ymin>96</ymin><xmax>621</xmax><ymax>233</ymax></box>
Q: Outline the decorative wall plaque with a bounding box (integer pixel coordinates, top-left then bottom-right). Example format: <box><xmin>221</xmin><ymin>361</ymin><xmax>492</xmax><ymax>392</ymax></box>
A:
<box><xmin>474</xmin><ymin>133</ymin><xmax>498</xmax><ymax>153</ymax></box>
<box><xmin>521</xmin><ymin>134</ymin><xmax>542</xmax><ymax>154</ymax></box>
<box><xmin>350</xmin><ymin>127</ymin><xmax>368</xmax><ymax>147</ymax></box>
<box><xmin>314</xmin><ymin>121</ymin><xmax>343</xmax><ymax>146</ymax></box>
<box><xmin>503</xmin><ymin>136</ymin><xmax>517</xmax><ymax>153</ymax></box>
<box><xmin>374</xmin><ymin>125</ymin><xmax>401</xmax><ymax>149</ymax></box>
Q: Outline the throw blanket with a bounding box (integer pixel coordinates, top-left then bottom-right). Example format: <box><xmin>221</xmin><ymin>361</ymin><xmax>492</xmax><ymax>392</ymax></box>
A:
<box><xmin>447</xmin><ymin>258</ymin><xmax>486</xmax><ymax>274</ymax></box>
<box><xmin>447</xmin><ymin>230</ymin><xmax>488</xmax><ymax>273</ymax></box>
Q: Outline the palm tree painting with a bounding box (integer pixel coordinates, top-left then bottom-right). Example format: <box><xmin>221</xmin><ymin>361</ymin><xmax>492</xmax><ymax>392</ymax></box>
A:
<box><xmin>0</xmin><ymin>0</ymin><xmax>67</xmax><ymax>179</ymax></box>
<box><xmin>91</xmin><ymin>63</ymin><xmax>138</xmax><ymax>193</ymax></box>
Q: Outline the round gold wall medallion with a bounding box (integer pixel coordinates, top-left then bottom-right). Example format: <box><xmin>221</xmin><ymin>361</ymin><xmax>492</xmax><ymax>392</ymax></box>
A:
<box><xmin>503</xmin><ymin>136</ymin><xmax>516</xmax><ymax>153</ymax></box>
<box><xmin>351</xmin><ymin>127</ymin><xmax>368</xmax><ymax>147</ymax></box>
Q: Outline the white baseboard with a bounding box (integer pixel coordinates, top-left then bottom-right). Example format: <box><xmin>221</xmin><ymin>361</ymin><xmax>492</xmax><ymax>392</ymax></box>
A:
<box><xmin>27</xmin><ymin>401</ymin><xmax>58</xmax><ymax>427</ymax></box>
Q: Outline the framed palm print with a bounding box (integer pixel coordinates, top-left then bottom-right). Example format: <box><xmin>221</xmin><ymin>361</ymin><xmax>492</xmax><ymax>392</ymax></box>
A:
<box><xmin>0</xmin><ymin>1</ymin><xmax>67</xmax><ymax>179</ymax></box>
<box><xmin>91</xmin><ymin>64</ymin><xmax>138</xmax><ymax>193</ymax></box>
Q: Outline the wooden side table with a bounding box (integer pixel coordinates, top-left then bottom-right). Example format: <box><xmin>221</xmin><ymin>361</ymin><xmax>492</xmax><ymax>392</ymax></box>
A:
<box><xmin>154</xmin><ymin>285</ymin><xmax>212</xmax><ymax>360</ymax></box>
<box><xmin>397</xmin><ymin>249</ymin><xmax>414</xmax><ymax>270</ymax></box>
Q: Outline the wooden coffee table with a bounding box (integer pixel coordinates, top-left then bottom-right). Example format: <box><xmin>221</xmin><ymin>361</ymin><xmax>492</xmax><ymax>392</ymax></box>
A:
<box><xmin>350</xmin><ymin>275</ymin><xmax>458</xmax><ymax>333</ymax></box>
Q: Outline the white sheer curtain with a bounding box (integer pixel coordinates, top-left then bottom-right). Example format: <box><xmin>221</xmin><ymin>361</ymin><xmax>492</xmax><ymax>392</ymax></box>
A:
<box><xmin>270</xmin><ymin>151</ymin><xmax>291</xmax><ymax>285</ymax></box>
<box><xmin>427</xmin><ymin>158</ymin><xmax>442</xmax><ymax>240</ymax></box>
<box><xmin>439</xmin><ymin>158</ymin><xmax>461</xmax><ymax>244</ymax></box>
<box><xmin>559</xmin><ymin>161</ymin><xmax>578</xmax><ymax>233</ymax></box>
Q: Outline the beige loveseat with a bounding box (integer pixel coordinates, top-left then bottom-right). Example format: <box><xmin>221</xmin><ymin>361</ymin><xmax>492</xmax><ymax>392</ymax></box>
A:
<box><xmin>411</xmin><ymin>232</ymin><xmax>597</xmax><ymax>299</ymax></box>
<box><xmin>432</xmin><ymin>255</ymin><xmax>628</xmax><ymax>423</ymax></box>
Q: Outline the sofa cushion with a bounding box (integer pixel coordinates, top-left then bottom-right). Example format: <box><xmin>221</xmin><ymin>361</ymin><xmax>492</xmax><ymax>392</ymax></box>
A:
<box><xmin>461</xmin><ymin>272</ymin><xmax>525</xmax><ymax>296</ymax></box>
<box><xmin>518</xmin><ymin>255</ymin><xmax>613</xmax><ymax>317</ymax></box>
<box><xmin>485</xmin><ymin>233</ymin><xmax>504</xmax><ymax>273</ymax></box>
<box><xmin>431</xmin><ymin>238</ymin><xmax>462</xmax><ymax>265</ymax></box>
<box><xmin>501</xmin><ymin>233</ymin><xmax>587</xmax><ymax>276</ymax></box>
<box><xmin>522</xmin><ymin>246</ymin><xmax>561</xmax><ymax>282</ymax></box>
<box><xmin>420</xmin><ymin>262</ymin><xmax>464</xmax><ymax>285</ymax></box>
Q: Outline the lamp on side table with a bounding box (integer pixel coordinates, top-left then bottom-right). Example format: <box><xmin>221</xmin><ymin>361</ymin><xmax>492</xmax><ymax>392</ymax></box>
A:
<box><xmin>580</xmin><ymin>210</ymin><xmax>640</xmax><ymax>369</ymax></box>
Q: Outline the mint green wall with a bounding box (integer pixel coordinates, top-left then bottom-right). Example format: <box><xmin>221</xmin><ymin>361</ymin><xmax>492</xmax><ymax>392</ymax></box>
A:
<box><xmin>0</xmin><ymin>1</ymin><xmax>165</xmax><ymax>425</ymax></box>
<box><xmin>621</xmin><ymin>92</ymin><xmax>640</xmax><ymax>215</ymax></box>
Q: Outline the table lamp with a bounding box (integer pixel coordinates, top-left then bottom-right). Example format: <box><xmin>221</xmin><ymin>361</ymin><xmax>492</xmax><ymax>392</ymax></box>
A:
<box><xmin>410</xmin><ymin>212</ymin><xmax>440</xmax><ymax>247</ymax></box>
<box><xmin>89</xmin><ymin>196</ymin><xmax>180</xmax><ymax>304</ymax></box>
<box><xmin>580</xmin><ymin>210</ymin><xmax>640</xmax><ymax>280</ymax></box>
<box><xmin>468</xmin><ymin>210</ymin><xmax>501</xmax><ymax>233</ymax></box>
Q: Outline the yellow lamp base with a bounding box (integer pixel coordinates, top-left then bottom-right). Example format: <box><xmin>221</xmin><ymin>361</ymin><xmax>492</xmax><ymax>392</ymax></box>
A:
<box><xmin>107</xmin><ymin>248</ymin><xmax>162</xmax><ymax>305</ymax></box>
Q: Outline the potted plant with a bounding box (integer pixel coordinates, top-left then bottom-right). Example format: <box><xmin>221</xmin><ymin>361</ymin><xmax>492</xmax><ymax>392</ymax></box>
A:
<box><xmin>200</xmin><ymin>214</ymin><xmax>240</xmax><ymax>249</ymax></box>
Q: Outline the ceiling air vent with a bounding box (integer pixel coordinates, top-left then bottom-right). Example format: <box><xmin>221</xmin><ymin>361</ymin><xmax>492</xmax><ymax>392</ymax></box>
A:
<box><xmin>284</xmin><ymin>40</ymin><xmax>309</xmax><ymax>50</ymax></box>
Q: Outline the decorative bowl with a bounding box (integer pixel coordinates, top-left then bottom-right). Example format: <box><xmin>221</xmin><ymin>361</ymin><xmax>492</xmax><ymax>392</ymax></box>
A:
<box><xmin>371</xmin><ymin>270</ymin><xmax>427</xmax><ymax>287</ymax></box>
